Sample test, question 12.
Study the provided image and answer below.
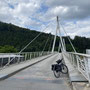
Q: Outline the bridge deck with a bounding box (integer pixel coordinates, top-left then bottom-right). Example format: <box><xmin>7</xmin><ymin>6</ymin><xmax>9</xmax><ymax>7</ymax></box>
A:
<box><xmin>0</xmin><ymin>54</ymin><xmax>53</xmax><ymax>80</ymax></box>
<box><xmin>0</xmin><ymin>53</ymin><xmax>71</xmax><ymax>90</ymax></box>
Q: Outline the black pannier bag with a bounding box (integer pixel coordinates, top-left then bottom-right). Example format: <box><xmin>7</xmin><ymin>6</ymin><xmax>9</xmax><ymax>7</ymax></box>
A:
<box><xmin>51</xmin><ymin>64</ymin><xmax>61</xmax><ymax>71</ymax></box>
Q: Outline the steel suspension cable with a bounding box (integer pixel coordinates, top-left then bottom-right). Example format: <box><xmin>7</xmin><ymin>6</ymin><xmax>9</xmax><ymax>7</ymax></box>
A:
<box><xmin>3</xmin><ymin>23</ymin><xmax>53</xmax><ymax>68</ymax></box>
<box><xmin>19</xmin><ymin>25</ymin><xmax>53</xmax><ymax>53</ymax></box>
<box><xmin>41</xmin><ymin>34</ymin><xmax>51</xmax><ymax>55</ymax></box>
<box><xmin>60</xmin><ymin>23</ymin><xmax>77</xmax><ymax>52</ymax></box>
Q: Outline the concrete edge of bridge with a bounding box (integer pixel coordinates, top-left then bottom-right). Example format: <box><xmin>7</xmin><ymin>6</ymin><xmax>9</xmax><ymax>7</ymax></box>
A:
<box><xmin>63</xmin><ymin>54</ymin><xmax>90</xmax><ymax>90</ymax></box>
<box><xmin>0</xmin><ymin>53</ymin><xmax>56</xmax><ymax>81</ymax></box>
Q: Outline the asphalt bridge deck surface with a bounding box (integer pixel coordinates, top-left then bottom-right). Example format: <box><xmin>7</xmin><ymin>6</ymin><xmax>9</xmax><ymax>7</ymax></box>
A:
<box><xmin>0</xmin><ymin>53</ymin><xmax>71</xmax><ymax>90</ymax></box>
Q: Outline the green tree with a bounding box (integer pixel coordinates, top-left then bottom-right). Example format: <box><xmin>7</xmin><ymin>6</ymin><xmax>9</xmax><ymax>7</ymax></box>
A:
<box><xmin>0</xmin><ymin>45</ymin><xmax>17</xmax><ymax>53</ymax></box>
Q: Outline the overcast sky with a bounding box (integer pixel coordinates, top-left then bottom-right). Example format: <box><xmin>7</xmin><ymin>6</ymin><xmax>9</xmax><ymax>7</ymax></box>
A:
<box><xmin>0</xmin><ymin>0</ymin><xmax>90</xmax><ymax>38</ymax></box>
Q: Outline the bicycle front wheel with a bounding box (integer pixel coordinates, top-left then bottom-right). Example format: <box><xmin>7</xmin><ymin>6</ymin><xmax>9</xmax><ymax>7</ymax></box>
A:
<box><xmin>53</xmin><ymin>70</ymin><xmax>60</xmax><ymax>78</ymax></box>
<box><xmin>61</xmin><ymin>64</ymin><xmax>68</xmax><ymax>74</ymax></box>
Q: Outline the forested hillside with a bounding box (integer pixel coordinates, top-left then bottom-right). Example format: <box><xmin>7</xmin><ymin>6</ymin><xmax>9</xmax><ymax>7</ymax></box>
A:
<box><xmin>0</xmin><ymin>21</ymin><xmax>90</xmax><ymax>53</ymax></box>
<box><xmin>0</xmin><ymin>21</ymin><xmax>55</xmax><ymax>53</ymax></box>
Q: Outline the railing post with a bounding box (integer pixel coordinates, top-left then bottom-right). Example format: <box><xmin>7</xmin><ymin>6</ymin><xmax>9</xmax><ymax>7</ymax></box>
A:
<box><xmin>69</xmin><ymin>53</ymin><xmax>72</xmax><ymax>63</ymax></box>
<box><xmin>72</xmin><ymin>54</ymin><xmax>76</xmax><ymax>66</ymax></box>
<box><xmin>27</xmin><ymin>53</ymin><xmax>28</xmax><ymax>60</ymax></box>
<box><xmin>29</xmin><ymin>53</ymin><xmax>30</xmax><ymax>60</ymax></box>
<box><xmin>30</xmin><ymin>53</ymin><xmax>31</xmax><ymax>60</ymax></box>
<box><xmin>34</xmin><ymin>52</ymin><xmax>35</xmax><ymax>58</ymax></box>
<box><xmin>39</xmin><ymin>52</ymin><xmax>41</xmax><ymax>57</ymax></box>
<box><xmin>18</xmin><ymin>54</ymin><xmax>20</xmax><ymax>63</ymax></box>
<box><xmin>37</xmin><ymin>52</ymin><xmax>38</xmax><ymax>57</ymax></box>
<box><xmin>25</xmin><ymin>53</ymin><xmax>27</xmax><ymax>61</ymax></box>
<box><xmin>31</xmin><ymin>53</ymin><xmax>32</xmax><ymax>59</ymax></box>
<box><xmin>76</xmin><ymin>55</ymin><xmax>80</xmax><ymax>70</ymax></box>
<box><xmin>1</xmin><ymin>58</ymin><xmax>3</xmax><ymax>67</ymax></box>
<box><xmin>8</xmin><ymin>57</ymin><xmax>10</xmax><ymax>66</ymax></box>
<box><xmin>71</xmin><ymin>54</ymin><xmax>73</xmax><ymax>64</ymax></box>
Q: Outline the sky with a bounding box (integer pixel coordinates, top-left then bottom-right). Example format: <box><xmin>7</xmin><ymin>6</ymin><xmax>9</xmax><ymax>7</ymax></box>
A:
<box><xmin>0</xmin><ymin>0</ymin><xmax>90</xmax><ymax>38</ymax></box>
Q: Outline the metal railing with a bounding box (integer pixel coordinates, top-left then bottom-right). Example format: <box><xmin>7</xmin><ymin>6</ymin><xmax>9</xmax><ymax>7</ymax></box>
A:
<box><xmin>64</xmin><ymin>52</ymin><xmax>90</xmax><ymax>83</ymax></box>
<box><xmin>0</xmin><ymin>52</ymin><xmax>52</xmax><ymax>69</ymax></box>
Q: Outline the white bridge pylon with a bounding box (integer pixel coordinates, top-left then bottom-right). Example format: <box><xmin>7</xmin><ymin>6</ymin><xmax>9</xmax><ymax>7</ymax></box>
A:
<box><xmin>52</xmin><ymin>16</ymin><xmax>66</xmax><ymax>53</ymax></box>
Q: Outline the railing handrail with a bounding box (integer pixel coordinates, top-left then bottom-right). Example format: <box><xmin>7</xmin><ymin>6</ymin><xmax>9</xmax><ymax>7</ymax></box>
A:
<box><xmin>0</xmin><ymin>51</ymin><xmax>53</xmax><ymax>70</ymax></box>
<box><xmin>67</xmin><ymin>52</ymin><xmax>90</xmax><ymax>57</ymax></box>
<box><xmin>64</xmin><ymin>51</ymin><xmax>90</xmax><ymax>83</ymax></box>
<box><xmin>0</xmin><ymin>51</ymin><xmax>48</xmax><ymax>54</ymax></box>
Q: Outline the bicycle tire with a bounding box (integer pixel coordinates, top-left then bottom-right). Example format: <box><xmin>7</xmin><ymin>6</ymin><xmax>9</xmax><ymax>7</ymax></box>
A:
<box><xmin>61</xmin><ymin>64</ymin><xmax>68</xmax><ymax>74</ymax></box>
<box><xmin>53</xmin><ymin>70</ymin><xmax>60</xmax><ymax>78</ymax></box>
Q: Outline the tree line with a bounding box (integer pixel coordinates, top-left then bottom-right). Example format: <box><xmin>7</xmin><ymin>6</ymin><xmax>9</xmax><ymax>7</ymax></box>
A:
<box><xmin>0</xmin><ymin>21</ymin><xmax>90</xmax><ymax>53</ymax></box>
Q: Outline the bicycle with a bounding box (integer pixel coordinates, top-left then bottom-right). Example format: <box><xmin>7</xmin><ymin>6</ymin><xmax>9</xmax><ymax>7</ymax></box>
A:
<box><xmin>51</xmin><ymin>59</ymin><xmax>68</xmax><ymax>78</ymax></box>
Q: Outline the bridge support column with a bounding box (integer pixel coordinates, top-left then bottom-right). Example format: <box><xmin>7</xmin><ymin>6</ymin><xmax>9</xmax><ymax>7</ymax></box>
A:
<box><xmin>52</xmin><ymin>16</ymin><xmax>65</xmax><ymax>53</ymax></box>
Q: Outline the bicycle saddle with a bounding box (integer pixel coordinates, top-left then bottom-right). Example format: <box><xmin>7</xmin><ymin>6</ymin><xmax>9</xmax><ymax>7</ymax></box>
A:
<box><xmin>56</xmin><ymin>59</ymin><xmax>62</xmax><ymax>64</ymax></box>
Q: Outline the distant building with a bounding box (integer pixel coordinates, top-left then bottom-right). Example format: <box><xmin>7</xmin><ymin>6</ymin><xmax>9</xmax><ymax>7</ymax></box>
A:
<box><xmin>86</xmin><ymin>49</ymin><xmax>90</xmax><ymax>54</ymax></box>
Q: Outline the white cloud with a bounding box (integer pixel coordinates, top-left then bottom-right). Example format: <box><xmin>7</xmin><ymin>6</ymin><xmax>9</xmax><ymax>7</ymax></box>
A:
<box><xmin>44</xmin><ymin>0</ymin><xmax>90</xmax><ymax>20</ymax></box>
<box><xmin>0</xmin><ymin>0</ymin><xmax>90</xmax><ymax>38</ymax></box>
<box><xmin>52</xmin><ymin>6</ymin><xmax>68</xmax><ymax>16</ymax></box>
<box><xmin>13</xmin><ymin>2</ymin><xmax>40</xmax><ymax>17</ymax></box>
<box><xmin>0</xmin><ymin>0</ymin><xmax>43</xmax><ymax>29</ymax></box>
<box><xmin>60</xmin><ymin>19</ymin><xmax>90</xmax><ymax>38</ymax></box>
<box><xmin>0</xmin><ymin>1</ymin><xmax>14</xmax><ymax>23</ymax></box>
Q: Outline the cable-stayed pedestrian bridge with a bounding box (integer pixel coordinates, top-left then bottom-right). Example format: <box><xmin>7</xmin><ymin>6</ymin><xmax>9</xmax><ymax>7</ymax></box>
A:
<box><xmin>0</xmin><ymin>17</ymin><xmax>90</xmax><ymax>90</ymax></box>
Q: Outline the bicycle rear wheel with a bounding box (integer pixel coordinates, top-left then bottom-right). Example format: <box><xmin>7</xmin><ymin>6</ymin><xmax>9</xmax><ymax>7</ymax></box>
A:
<box><xmin>53</xmin><ymin>70</ymin><xmax>60</xmax><ymax>78</ymax></box>
<box><xmin>61</xmin><ymin>64</ymin><xmax>68</xmax><ymax>74</ymax></box>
